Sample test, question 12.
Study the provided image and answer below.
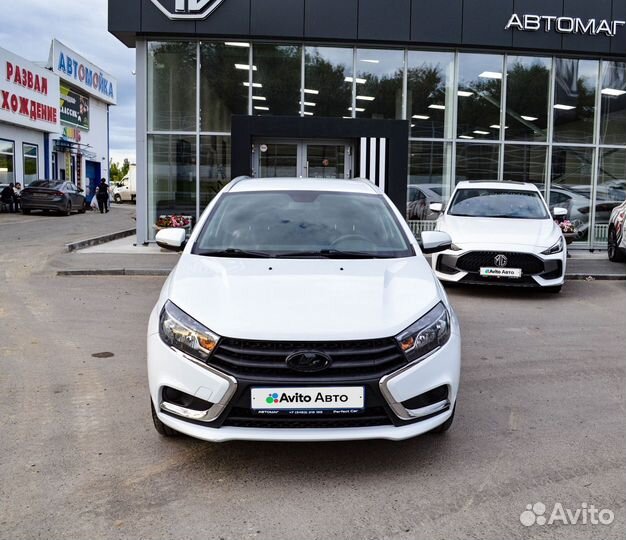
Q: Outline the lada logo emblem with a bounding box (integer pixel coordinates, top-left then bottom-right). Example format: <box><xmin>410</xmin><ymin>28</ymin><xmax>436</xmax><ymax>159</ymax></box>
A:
<box><xmin>150</xmin><ymin>0</ymin><xmax>225</xmax><ymax>20</ymax></box>
<box><xmin>286</xmin><ymin>351</ymin><xmax>333</xmax><ymax>373</ymax></box>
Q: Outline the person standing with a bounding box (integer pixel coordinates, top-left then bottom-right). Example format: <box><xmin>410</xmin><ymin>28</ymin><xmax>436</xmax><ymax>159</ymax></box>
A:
<box><xmin>13</xmin><ymin>183</ymin><xmax>22</xmax><ymax>211</ymax></box>
<box><xmin>95</xmin><ymin>177</ymin><xmax>110</xmax><ymax>214</ymax></box>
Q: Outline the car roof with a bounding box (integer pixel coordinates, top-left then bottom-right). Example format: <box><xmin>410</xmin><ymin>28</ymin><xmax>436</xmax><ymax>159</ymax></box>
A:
<box><xmin>455</xmin><ymin>180</ymin><xmax>540</xmax><ymax>192</ymax></box>
<box><xmin>227</xmin><ymin>177</ymin><xmax>380</xmax><ymax>195</ymax></box>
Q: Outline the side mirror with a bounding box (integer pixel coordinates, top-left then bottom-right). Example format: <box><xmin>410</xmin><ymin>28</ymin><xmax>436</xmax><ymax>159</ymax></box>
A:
<box><xmin>429</xmin><ymin>202</ymin><xmax>443</xmax><ymax>213</ymax></box>
<box><xmin>420</xmin><ymin>231</ymin><xmax>452</xmax><ymax>254</ymax></box>
<box><xmin>553</xmin><ymin>207</ymin><xmax>568</xmax><ymax>217</ymax></box>
<box><xmin>155</xmin><ymin>228</ymin><xmax>186</xmax><ymax>252</ymax></box>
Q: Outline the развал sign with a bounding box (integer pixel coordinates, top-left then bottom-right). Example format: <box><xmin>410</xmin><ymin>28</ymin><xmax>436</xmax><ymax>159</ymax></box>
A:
<box><xmin>505</xmin><ymin>14</ymin><xmax>625</xmax><ymax>37</ymax></box>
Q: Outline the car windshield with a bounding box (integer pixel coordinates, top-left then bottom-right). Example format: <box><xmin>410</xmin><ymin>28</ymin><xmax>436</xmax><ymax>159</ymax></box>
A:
<box><xmin>448</xmin><ymin>189</ymin><xmax>550</xmax><ymax>219</ymax></box>
<box><xmin>28</xmin><ymin>180</ymin><xmax>63</xmax><ymax>189</ymax></box>
<box><xmin>193</xmin><ymin>190</ymin><xmax>413</xmax><ymax>258</ymax></box>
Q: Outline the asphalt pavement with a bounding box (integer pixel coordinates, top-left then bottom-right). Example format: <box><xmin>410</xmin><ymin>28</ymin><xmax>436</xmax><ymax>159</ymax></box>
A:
<box><xmin>0</xmin><ymin>208</ymin><xmax>624</xmax><ymax>540</ymax></box>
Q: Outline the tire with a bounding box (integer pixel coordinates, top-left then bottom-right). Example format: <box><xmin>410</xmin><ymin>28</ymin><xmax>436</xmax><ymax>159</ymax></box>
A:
<box><xmin>64</xmin><ymin>202</ymin><xmax>72</xmax><ymax>216</ymax></box>
<box><xmin>22</xmin><ymin>208</ymin><xmax>31</xmax><ymax>215</ymax></box>
<box><xmin>431</xmin><ymin>406</ymin><xmax>455</xmax><ymax>434</ymax></box>
<box><xmin>543</xmin><ymin>285</ymin><xmax>562</xmax><ymax>294</ymax></box>
<box><xmin>151</xmin><ymin>400</ymin><xmax>179</xmax><ymax>437</ymax></box>
<box><xmin>608</xmin><ymin>229</ymin><xmax>626</xmax><ymax>262</ymax></box>
<box><xmin>114</xmin><ymin>194</ymin><xmax>122</xmax><ymax>204</ymax></box>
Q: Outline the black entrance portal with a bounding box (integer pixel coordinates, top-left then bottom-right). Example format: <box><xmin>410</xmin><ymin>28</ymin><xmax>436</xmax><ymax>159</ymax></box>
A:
<box><xmin>231</xmin><ymin>115</ymin><xmax>409</xmax><ymax>213</ymax></box>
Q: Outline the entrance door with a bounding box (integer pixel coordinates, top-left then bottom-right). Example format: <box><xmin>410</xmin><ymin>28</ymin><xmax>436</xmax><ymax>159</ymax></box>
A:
<box><xmin>253</xmin><ymin>140</ymin><xmax>352</xmax><ymax>179</ymax></box>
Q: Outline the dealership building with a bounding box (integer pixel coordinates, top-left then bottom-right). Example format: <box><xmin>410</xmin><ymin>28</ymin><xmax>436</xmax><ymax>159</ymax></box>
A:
<box><xmin>0</xmin><ymin>41</ymin><xmax>117</xmax><ymax>197</ymax></box>
<box><xmin>108</xmin><ymin>0</ymin><xmax>625</xmax><ymax>247</ymax></box>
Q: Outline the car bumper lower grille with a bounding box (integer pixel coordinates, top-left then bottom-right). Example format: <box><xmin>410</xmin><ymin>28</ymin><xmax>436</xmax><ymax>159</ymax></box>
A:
<box><xmin>456</xmin><ymin>251</ymin><xmax>545</xmax><ymax>274</ymax></box>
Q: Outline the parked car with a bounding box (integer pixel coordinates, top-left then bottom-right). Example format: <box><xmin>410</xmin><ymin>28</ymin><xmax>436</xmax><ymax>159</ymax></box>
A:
<box><xmin>431</xmin><ymin>181</ymin><xmax>567</xmax><ymax>292</ymax></box>
<box><xmin>547</xmin><ymin>185</ymin><xmax>620</xmax><ymax>240</ymax></box>
<box><xmin>20</xmin><ymin>180</ymin><xmax>86</xmax><ymax>215</ymax></box>
<box><xmin>407</xmin><ymin>184</ymin><xmax>443</xmax><ymax>220</ymax></box>
<box><xmin>608</xmin><ymin>200</ymin><xmax>626</xmax><ymax>262</ymax></box>
<box><xmin>113</xmin><ymin>164</ymin><xmax>136</xmax><ymax>203</ymax></box>
<box><xmin>148</xmin><ymin>177</ymin><xmax>461</xmax><ymax>442</ymax></box>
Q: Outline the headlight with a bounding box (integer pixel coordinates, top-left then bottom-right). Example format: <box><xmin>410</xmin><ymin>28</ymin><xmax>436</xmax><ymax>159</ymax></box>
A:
<box><xmin>395</xmin><ymin>302</ymin><xmax>451</xmax><ymax>363</ymax></box>
<box><xmin>541</xmin><ymin>236</ymin><xmax>564</xmax><ymax>255</ymax></box>
<box><xmin>450</xmin><ymin>243</ymin><xmax>463</xmax><ymax>251</ymax></box>
<box><xmin>159</xmin><ymin>301</ymin><xmax>220</xmax><ymax>362</ymax></box>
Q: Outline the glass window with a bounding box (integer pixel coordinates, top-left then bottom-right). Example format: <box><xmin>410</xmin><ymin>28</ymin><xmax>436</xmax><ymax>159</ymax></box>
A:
<box><xmin>253</xmin><ymin>45</ymin><xmax>302</xmax><ymax>116</ymax></box>
<box><xmin>354</xmin><ymin>49</ymin><xmax>404</xmax><ymax>120</ymax></box>
<box><xmin>455</xmin><ymin>143</ymin><xmax>500</xmax><ymax>183</ymax></box>
<box><xmin>148</xmin><ymin>135</ymin><xmax>197</xmax><ymax>240</ymax></box>
<box><xmin>505</xmin><ymin>56</ymin><xmax>551</xmax><ymax>142</ymax></box>
<box><xmin>148</xmin><ymin>42</ymin><xmax>197</xmax><ymax>132</ymax></box>
<box><xmin>503</xmin><ymin>145</ymin><xmax>547</xmax><ymax>191</ymax></box>
<box><xmin>200</xmin><ymin>135</ymin><xmax>231</xmax><ymax>212</ymax></box>
<box><xmin>596</xmin><ymin>148</ymin><xmax>626</xmax><ymax>245</ymax></box>
<box><xmin>23</xmin><ymin>144</ymin><xmax>38</xmax><ymax>185</ymax></box>
<box><xmin>200</xmin><ymin>42</ymin><xmax>250</xmax><ymax>132</ymax></box>
<box><xmin>550</xmin><ymin>146</ymin><xmax>594</xmax><ymax>242</ymax></box>
<box><xmin>599</xmin><ymin>61</ymin><xmax>626</xmax><ymax>146</ymax></box>
<box><xmin>407</xmin><ymin>51</ymin><xmax>454</xmax><ymax>139</ymax></box>
<box><xmin>0</xmin><ymin>139</ymin><xmax>14</xmax><ymax>184</ymax></box>
<box><xmin>448</xmin><ymin>188</ymin><xmax>549</xmax><ymax>219</ymax></box>
<box><xmin>407</xmin><ymin>141</ymin><xmax>450</xmax><ymax>220</ymax></box>
<box><xmin>304</xmin><ymin>47</ymin><xmax>353</xmax><ymax>118</ymax></box>
<box><xmin>258</xmin><ymin>143</ymin><xmax>298</xmax><ymax>177</ymax></box>
<box><xmin>553</xmin><ymin>59</ymin><xmax>598</xmax><ymax>144</ymax></box>
<box><xmin>457</xmin><ymin>54</ymin><xmax>504</xmax><ymax>141</ymax></box>
<box><xmin>194</xmin><ymin>191</ymin><xmax>412</xmax><ymax>258</ymax></box>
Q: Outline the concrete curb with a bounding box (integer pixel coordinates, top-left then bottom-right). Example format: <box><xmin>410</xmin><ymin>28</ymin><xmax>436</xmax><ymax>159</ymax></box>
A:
<box><xmin>566</xmin><ymin>274</ymin><xmax>626</xmax><ymax>281</ymax></box>
<box><xmin>57</xmin><ymin>268</ymin><xmax>170</xmax><ymax>276</ymax></box>
<box><xmin>65</xmin><ymin>228</ymin><xmax>136</xmax><ymax>252</ymax></box>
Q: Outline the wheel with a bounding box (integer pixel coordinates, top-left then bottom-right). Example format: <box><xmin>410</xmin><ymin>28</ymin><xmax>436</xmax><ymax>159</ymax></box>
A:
<box><xmin>543</xmin><ymin>285</ymin><xmax>562</xmax><ymax>294</ymax></box>
<box><xmin>64</xmin><ymin>202</ymin><xmax>72</xmax><ymax>216</ymax></box>
<box><xmin>22</xmin><ymin>208</ymin><xmax>31</xmax><ymax>215</ymax></box>
<box><xmin>114</xmin><ymin>194</ymin><xmax>122</xmax><ymax>204</ymax></box>
<box><xmin>431</xmin><ymin>406</ymin><xmax>455</xmax><ymax>434</ymax></box>
<box><xmin>151</xmin><ymin>400</ymin><xmax>179</xmax><ymax>437</ymax></box>
<box><xmin>608</xmin><ymin>229</ymin><xmax>626</xmax><ymax>262</ymax></box>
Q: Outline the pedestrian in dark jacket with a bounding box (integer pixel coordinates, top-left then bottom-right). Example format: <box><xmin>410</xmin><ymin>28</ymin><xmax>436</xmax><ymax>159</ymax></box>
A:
<box><xmin>95</xmin><ymin>178</ymin><xmax>110</xmax><ymax>214</ymax></box>
<box><xmin>1</xmin><ymin>183</ymin><xmax>16</xmax><ymax>212</ymax></box>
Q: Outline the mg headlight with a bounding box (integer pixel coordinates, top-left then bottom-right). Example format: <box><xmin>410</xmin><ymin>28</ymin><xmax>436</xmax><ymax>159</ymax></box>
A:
<box><xmin>159</xmin><ymin>301</ymin><xmax>220</xmax><ymax>362</ymax></box>
<box><xmin>395</xmin><ymin>302</ymin><xmax>451</xmax><ymax>363</ymax></box>
<box><xmin>541</xmin><ymin>236</ymin><xmax>564</xmax><ymax>255</ymax></box>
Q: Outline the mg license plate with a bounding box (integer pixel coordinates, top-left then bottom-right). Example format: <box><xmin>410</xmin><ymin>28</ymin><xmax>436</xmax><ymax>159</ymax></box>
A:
<box><xmin>480</xmin><ymin>267</ymin><xmax>522</xmax><ymax>278</ymax></box>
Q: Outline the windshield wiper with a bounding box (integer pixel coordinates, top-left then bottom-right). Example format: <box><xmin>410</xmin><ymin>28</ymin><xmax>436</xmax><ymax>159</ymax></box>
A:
<box><xmin>196</xmin><ymin>248</ymin><xmax>272</xmax><ymax>258</ymax></box>
<box><xmin>276</xmin><ymin>249</ymin><xmax>391</xmax><ymax>259</ymax></box>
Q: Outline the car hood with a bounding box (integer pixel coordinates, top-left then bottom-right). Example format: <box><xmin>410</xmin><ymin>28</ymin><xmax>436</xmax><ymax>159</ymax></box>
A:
<box><xmin>440</xmin><ymin>215</ymin><xmax>557</xmax><ymax>248</ymax></box>
<box><xmin>165</xmin><ymin>255</ymin><xmax>441</xmax><ymax>341</ymax></box>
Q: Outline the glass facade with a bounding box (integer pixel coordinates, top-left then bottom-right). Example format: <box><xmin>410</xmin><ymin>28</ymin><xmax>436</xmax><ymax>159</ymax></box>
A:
<box><xmin>0</xmin><ymin>139</ymin><xmax>14</xmax><ymax>184</ymax></box>
<box><xmin>146</xmin><ymin>41</ymin><xmax>626</xmax><ymax>248</ymax></box>
<box><xmin>23</xmin><ymin>143</ymin><xmax>38</xmax><ymax>185</ymax></box>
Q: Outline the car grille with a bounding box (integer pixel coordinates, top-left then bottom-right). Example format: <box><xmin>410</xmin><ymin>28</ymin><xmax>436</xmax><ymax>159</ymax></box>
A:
<box><xmin>456</xmin><ymin>251</ymin><xmax>544</xmax><ymax>275</ymax></box>
<box><xmin>210</xmin><ymin>337</ymin><xmax>407</xmax><ymax>382</ymax></box>
<box><xmin>222</xmin><ymin>406</ymin><xmax>392</xmax><ymax>428</ymax></box>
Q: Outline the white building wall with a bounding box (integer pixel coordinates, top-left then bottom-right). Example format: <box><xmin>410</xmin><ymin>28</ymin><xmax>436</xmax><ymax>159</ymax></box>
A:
<box><xmin>0</xmin><ymin>122</ymin><xmax>46</xmax><ymax>184</ymax></box>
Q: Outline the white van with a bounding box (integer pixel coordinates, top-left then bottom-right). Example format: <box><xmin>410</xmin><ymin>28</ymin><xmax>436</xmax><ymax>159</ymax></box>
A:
<box><xmin>113</xmin><ymin>164</ymin><xmax>136</xmax><ymax>203</ymax></box>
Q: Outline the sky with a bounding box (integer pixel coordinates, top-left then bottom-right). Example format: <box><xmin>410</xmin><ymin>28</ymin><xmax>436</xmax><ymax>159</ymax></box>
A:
<box><xmin>0</xmin><ymin>0</ymin><xmax>136</xmax><ymax>164</ymax></box>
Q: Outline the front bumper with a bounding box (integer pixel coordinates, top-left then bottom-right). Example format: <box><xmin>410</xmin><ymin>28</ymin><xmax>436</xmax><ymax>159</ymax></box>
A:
<box><xmin>147</xmin><ymin>316</ymin><xmax>461</xmax><ymax>442</ymax></box>
<box><xmin>432</xmin><ymin>245</ymin><xmax>566</xmax><ymax>287</ymax></box>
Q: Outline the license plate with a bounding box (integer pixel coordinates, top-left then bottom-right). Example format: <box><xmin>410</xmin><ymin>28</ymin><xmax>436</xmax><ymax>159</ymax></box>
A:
<box><xmin>480</xmin><ymin>267</ymin><xmax>522</xmax><ymax>278</ymax></box>
<box><xmin>33</xmin><ymin>193</ymin><xmax>47</xmax><ymax>198</ymax></box>
<box><xmin>251</xmin><ymin>387</ymin><xmax>364</xmax><ymax>411</ymax></box>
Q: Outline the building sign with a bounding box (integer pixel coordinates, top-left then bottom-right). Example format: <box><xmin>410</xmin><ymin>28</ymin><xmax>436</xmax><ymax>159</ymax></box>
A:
<box><xmin>60</xmin><ymin>83</ymin><xmax>89</xmax><ymax>130</ymax></box>
<box><xmin>150</xmin><ymin>0</ymin><xmax>225</xmax><ymax>20</ymax></box>
<box><xmin>505</xmin><ymin>14</ymin><xmax>626</xmax><ymax>37</ymax></box>
<box><xmin>49</xmin><ymin>40</ymin><xmax>117</xmax><ymax>105</ymax></box>
<box><xmin>0</xmin><ymin>46</ymin><xmax>60</xmax><ymax>132</ymax></box>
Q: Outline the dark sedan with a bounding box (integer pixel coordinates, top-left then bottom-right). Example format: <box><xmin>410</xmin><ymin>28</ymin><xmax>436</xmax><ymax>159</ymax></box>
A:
<box><xmin>21</xmin><ymin>180</ymin><xmax>87</xmax><ymax>215</ymax></box>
